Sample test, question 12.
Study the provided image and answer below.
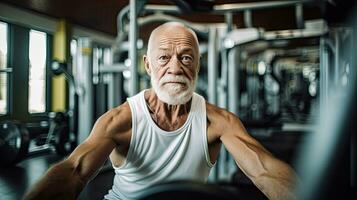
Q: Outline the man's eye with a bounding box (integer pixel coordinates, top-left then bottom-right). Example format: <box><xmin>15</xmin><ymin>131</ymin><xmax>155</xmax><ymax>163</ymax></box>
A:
<box><xmin>159</xmin><ymin>55</ymin><xmax>169</xmax><ymax>61</ymax></box>
<box><xmin>181</xmin><ymin>55</ymin><xmax>193</xmax><ymax>62</ymax></box>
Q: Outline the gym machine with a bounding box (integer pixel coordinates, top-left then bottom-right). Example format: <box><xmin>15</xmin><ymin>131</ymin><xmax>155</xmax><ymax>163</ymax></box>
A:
<box><xmin>49</xmin><ymin>60</ymin><xmax>78</xmax><ymax>155</ymax></box>
<box><xmin>0</xmin><ymin>60</ymin><xmax>79</xmax><ymax>166</ymax></box>
<box><xmin>0</xmin><ymin>67</ymin><xmax>29</xmax><ymax>166</ymax></box>
<box><xmin>138</xmin><ymin>181</ymin><xmax>239</xmax><ymax>200</ymax></box>
<box><xmin>0</xmin><ymin>120</ymin><xmax>30</xmax><ymax>166</ymax></box>
<box><xmin>23</xmin><ymin>60</ymin><xmax>78</xmax><ymax>157</ymax></box>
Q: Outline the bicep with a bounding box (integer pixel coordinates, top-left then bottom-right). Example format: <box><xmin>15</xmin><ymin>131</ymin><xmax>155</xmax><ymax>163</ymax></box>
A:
<box><xmin>65</xmin><ymin>104</ymin><xmax>131</xmax><ymax>182</ymax></box>
<box><xmin>66</xmin><ymin>135</ymin><xmax>116</xmax><ymax>182</ymax></box>
<box><xmin>65</xmin><ymin>115</ymin><xmax>119</xmax><ymax>182</ymax></box>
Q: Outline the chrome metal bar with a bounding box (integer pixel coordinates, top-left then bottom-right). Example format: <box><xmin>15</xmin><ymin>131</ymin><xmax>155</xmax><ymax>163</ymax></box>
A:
<box><xmin>144</xmin><ymin>1</ymin><xmax>303</xmax><ymax>14</ymax></box>
<box><xmin>129</xmin><ymin>0</ymin><xmax>139</xmax><ymax>96</ymax></box>
<box><xmin>244</xmin><ymin>10</ymin><xmax>253</xmax><ymax>28</ymax></box>
<box><xmin>214</xmin><ymin>1</ymin><xmax>302</xmax><ymax>13</ymax></box>
<box><xmin>99</xmin><ymin>64</ymin><xmax>128</xmax><ymax>73</ymax></box>
<box><xmin>144</xmin><ymin>4</ymin><xmax>181</xmax><ymax>13</ymax></box>
<box><xmin>106</xmin><ymin>73</ymin><xmax>122</xmax><ymax>108</ymax></box>
<box><xmin>77</xmin><ymin>38</ymin><xmax>93</xmax><ymax>143</ymax></box>
<box><xmin>208</xmin><ymin>27</ymin><xmax>218</xmax><ymax>105</ymax></box>
<box><xmin>264</xmin><ymin>27</ymin><xmax>328</xmax><ymax>40</ymax></box>
<box><xmin>228</xmin><ymin>47</ymin><xmax>239</xmax><ymax>114</ymax></box>
<box><xmin>225</xmin><ymin>12</ymin><xmax>233</xmax><ymax>32</ymax></box>
<box><xmin>334</xmin><ymin>30</ymin><xmax>340</xmax><ymax>87</ymax></box>
<box><xmin>116</xmin><ymin>5</ymin><xmax>130</xmax><ymax>34</ymax></box>
<box><xmin>319</xmin><ymin>37</ymin><xmax>329</xmax><ymax>111</ymax></box>
<box><xmin>137</xmin><ymin>13</ymin><xmax>209</xmax><ymax>34</ymax></box>
<box><xmin>295</xmin><ymin>3</ymin><xmax>304</xmax><ymax>29</ymax></box>
<box><xmin>218</xmin><ymin>49</ymin><xmax>228</xmax><ymax>109</ymax></box>
<box><xmin>0</xmin><ymin>68</ymin><xmax>12</xmax><ymax>73</ymax></box>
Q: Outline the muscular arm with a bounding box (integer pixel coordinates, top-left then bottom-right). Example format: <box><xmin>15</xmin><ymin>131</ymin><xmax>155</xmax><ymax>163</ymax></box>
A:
<box><xmin>23</xmin><ymin>103</ymin><xmax>132</xmax><ymax>200</ymax></box>
<box><xmin>207</xmin><ymin>103</ymin><xmax>298</xmax><ymax>200</ymax></box>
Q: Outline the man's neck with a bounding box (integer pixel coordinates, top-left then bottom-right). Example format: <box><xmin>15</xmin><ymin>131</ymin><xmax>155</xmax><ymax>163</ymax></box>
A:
<box><xmin>144</xmin><ymin>89</ymin><xmax>192</xmax><ymax>131</ymax></box>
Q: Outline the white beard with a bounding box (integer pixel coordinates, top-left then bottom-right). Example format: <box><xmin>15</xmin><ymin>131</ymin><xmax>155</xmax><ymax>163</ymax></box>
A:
<box><xmin>151</xmin><ymin>73</ymin><xmax>196</xmax><ymax>105</ymax></box>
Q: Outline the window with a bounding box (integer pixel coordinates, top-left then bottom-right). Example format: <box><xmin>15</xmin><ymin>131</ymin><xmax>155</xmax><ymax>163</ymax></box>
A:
<box><xmin>0</xmin><ymin>22</ymin><xmax>8</xmax><ymax>114</ymax></box>
<box><xmin>28</xmin><ymin>30</ymin><xmax>47</xmax><ymax>113</ymax></box>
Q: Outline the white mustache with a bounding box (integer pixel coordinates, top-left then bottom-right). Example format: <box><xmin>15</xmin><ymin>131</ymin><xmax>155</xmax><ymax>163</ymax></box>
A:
<box><xmin>159</xmin><ymin>76</ymin><xmax>190</xmax><ymax>85</ymax></box>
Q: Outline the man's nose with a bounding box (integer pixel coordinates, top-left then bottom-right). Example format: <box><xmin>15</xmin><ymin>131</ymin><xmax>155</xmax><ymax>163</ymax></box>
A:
<box><xmin>167</xmin><ymin>56</ymin><xmax>184</xmax><ymax>75</ymax></box>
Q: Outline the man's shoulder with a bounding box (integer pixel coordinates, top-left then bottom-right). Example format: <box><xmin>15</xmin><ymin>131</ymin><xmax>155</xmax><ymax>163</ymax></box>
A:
<box><xmin>95</xmin><ymin>102</ymin><xmax>132</xmax><ymax>138</ymax></box>
<box><xmin>205</xmin><ymin>102</ymin><xmax>238</xmax><ymax>126</ymax></box>
<box><xmin>205</xmin><ymin>101</ymin><xmax>229</xmax><ymax>116</ymax></box>
<box><xmin>101</xmin><ymin>101</ymin><xmax>131</xmax><ymax>120</ymax></box>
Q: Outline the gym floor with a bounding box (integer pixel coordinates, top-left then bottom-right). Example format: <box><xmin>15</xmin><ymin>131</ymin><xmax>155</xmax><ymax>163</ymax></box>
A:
<box><xmin>0</xmin><ymin>152</ymin><xmax>114</xmax><ymax>200</ymax></box>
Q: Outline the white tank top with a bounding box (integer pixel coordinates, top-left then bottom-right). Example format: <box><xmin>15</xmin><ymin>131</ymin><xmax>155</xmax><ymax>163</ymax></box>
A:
<box><xmin>104</xmin><ymin>90</ymin><xmax>214</xmax><ymax>200</ymax></box>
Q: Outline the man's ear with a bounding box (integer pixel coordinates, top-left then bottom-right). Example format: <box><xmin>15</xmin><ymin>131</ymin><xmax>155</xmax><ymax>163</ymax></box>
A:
<box><xmin>143</xmin><ymin>55</ymin><xmax>151</xmax><ymax>76</ymax></box>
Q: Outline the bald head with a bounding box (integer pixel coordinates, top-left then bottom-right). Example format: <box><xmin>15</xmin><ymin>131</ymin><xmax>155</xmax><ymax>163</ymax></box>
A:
<box><xmin>143</xmin><ymin>22</ymin><xmax>200</xmax><ymax>105</ymax></box>
<box><xmin>147</xmin><ymin>22</ymin><xmax>200</xmax><ymax>57</ymax></box>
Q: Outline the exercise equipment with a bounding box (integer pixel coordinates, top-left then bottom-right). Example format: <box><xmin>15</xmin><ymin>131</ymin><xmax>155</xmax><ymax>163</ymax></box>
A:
<box><xmin>138</xmin><ymin>181</ymin><xmax>238</xmax><ymax>200</ymax></box>
<box><xmin>31</xmin><ymin>112</ymin><xmax>76</xmax><ymax>156</ymax></box>
<box><xmin>0</xmin><ymin>121</ymin><xmax>30</xmax><ymax>166</ymax></box>
<box><xmin>50</xmin><ymin>112</ymin><xmax>74</xmax><ymax>155</ymax></box>
<box><xmin>50</xmin><ymin>60</ymin><xmax>78</xmax><ymax>154</ymax></box>
<box><xmin>27</xmin><ymin>60</ymin><xmax>78</xmax><ymax>156</ymax></box>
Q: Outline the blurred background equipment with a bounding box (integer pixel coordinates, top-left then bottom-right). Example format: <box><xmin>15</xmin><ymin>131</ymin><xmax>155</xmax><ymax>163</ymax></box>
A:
<box><xmin>0</xmin><ymin>120</ymin><xmax>29</xmax><ymax>166</ymax></box>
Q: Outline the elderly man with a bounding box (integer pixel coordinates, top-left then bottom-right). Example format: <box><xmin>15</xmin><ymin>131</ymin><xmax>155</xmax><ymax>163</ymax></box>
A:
<box><xmin>24</xmin><ymin>22</ymin><xmax>297</xmax><ymax>200</ymax></box>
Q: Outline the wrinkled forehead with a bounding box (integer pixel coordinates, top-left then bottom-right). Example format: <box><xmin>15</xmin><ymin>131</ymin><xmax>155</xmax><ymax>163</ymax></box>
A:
<box><xmin>148</xmin><ymin>24</ymin><xmax>199</xmax><ymax>54</ymax></box>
